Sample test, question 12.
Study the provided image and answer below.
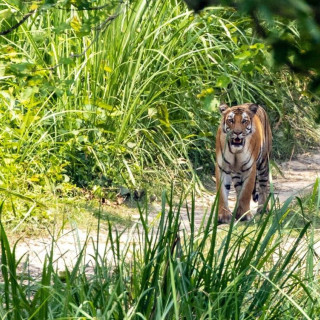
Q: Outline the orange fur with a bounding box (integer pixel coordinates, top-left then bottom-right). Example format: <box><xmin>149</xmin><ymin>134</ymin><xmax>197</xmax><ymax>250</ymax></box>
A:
<box><xmin>215</xmin><ymin>103</ymin><xmax>272</xmax><ymax>223</ymax></box>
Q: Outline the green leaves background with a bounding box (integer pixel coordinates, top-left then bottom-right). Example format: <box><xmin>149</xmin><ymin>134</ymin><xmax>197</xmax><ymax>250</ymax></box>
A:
<box><xmin>0</xmin><ymin>0</ymin><xmax>318</xmax><ymax>200</ymax></box>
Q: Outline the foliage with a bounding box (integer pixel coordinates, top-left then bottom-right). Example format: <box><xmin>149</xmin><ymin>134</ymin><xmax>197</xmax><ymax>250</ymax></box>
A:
<box><xmin>184</xmin><ymin>0</ymin><xmax>320</xmax><ymax>93</ymax></box>
<box><xmin>0</xmin><ymin>185</ymin><xmax>320</xmax><ymax>319</ymax></box>
<box><xmin>0</xmin><ymin>0</ymin><xmax>319</xmax><ymax>202</ymax></box>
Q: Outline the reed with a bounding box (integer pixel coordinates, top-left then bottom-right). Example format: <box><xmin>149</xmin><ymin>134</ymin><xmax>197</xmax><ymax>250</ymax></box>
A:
<box><xmin>0</xmin><ymin>181</ymin><xmax>319</xmax><ymax>319</ymax></box>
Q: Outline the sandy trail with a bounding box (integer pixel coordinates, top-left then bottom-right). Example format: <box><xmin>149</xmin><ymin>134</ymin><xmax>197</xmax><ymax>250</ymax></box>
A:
<box><xmin>9</xmin><ymin>150</ymin><xmax>320</xmax><ymax>278</ymax></box>
<box><xmin>274</xmin><ymin>151</ymin><xmax>320</xmax><ymax>202</ymax></box>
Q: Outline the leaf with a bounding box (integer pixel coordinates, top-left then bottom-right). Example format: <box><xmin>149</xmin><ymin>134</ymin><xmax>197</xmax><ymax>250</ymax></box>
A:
<box><xmin>30</xmin><ymin>3</ymin><xmax>39</xmax><ymax>10</ymax></box>
<box><xmin>70</xmin><ymin>16</ymin><xmax>81</xmax><ymax>32</ymax></box>
<box><xmin>104</xmin><ymin>65</ymin><xmax>113</xmax><ymax>73</ymax></box>
<box><xmin>156</xmin><ymin>104</ymin><xmax>171</xmax><ymax>132</ymax></box>
<box><xmin>0</xmin><ymin>9</ymin><xmax>12</xmax><ymax>19</ymax></box>
<box><xmin>97</xmin><ymin>101</ymin><xmax>113</xmax><ymax>111</ymax></box>
<box><xmin>53</xmin><ymin>23</ymin><xmax>71</xmax><ymax>34</ymax></box>
<box><xmin>27</xmin><ymin>76</ymin><xmax>44</xmax><ymax>86</ymax></box>
<box><xmin>29</xmin><ymin>175</ymin><xmax>40</xmax><ymax>182</ymax></box>
<box><xmin>84</xmin><ymin>97</ymin><xmax>113</xmax><ymax>111</ymax></box>
<box><xmin>7</xmin><ymin>62</ymin><xmax>35</xmax><ymax>76</ymax></box>
<box><xmin>127</xmin><ymin>142</ymin><xmax>136</xmax><ymax>149</ymax></box>
<box><xmin>6</xmin><ymin>0</ymin><xmax>21</xmax><ymax>8</ymax></box>
<box><xmin>204</xmin><ymin>96</ymin><xmax>220</xmax><ymax>112</ymax></box>
<box><xmin>242</xmin><ymin>62</ymin><xmax>255</xmax><ymax>73</ymax></box>
<box><xmin>157</xmin><ymin>104</ymin><xmax>170</xmax><ymax>124</ymax></box>
<box><xmin>250</xmin><ymin>43</ymin><xmax>265</xmax><ymax>50</ymax></box>
<box><xmin>59</xmin><ymin>57</ymin><xmax>74</xmax><ymax>65</ymax></box>
<box><xmin>19</xmin><ymin>86</ymin><xmax>39</xmax><ymax>103</ymax></box>
<box><xmin>148</xmin><ymin>107</ymin><xmax>157</xmax><ymax>118</ymax></box>
<box><xmin>110</xmin><ymin>110</ymin><xmax>123</xmax><ymax>117</ymax></box>
<box><xmin>234</xmin><ymin>51</ymin><xmax>251</xmax><ymax>60</ymax></box>
<box><xmin>215</xmin><ymin>75</ymin><xmax>231</xmax><ymax>88</ymax></box>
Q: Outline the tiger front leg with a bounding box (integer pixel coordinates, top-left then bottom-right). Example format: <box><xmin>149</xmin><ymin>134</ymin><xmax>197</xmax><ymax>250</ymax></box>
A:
<box><xmin>231</xmin><ymin>173</ymin><xmax>242</xmax><ymax>196</ymax></box>
<box><xmin>235</xmin><ymin>166</ymin><xmax>256</xmax><ymax>221</ymax></box>
<box><xmin>216</xmin><ymin>166</ymin><xmax>232</xmax><ymax>224</ymax></box>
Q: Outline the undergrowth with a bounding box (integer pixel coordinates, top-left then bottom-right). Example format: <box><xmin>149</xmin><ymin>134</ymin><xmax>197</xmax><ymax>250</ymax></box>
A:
<box><xmin>0</xmin><ymin>180</ymin><xmax>320</xmax><ymax>319</ymax></box>
<box><xmin>0</xmin><ymin>0</ymin><xmax>319</xmax><ymax>205</ymax></box>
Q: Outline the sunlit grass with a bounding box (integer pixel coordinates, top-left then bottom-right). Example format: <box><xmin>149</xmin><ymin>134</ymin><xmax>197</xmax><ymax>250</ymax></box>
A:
<box><xmin>0</xmin><ymin>181</ymin><xmax>320</xmax><ymax>319</ymax></box>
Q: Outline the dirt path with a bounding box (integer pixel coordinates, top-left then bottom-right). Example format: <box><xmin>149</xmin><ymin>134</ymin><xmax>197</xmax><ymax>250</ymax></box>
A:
<box><xmin>274</xmin><ymin>151</ymin><xmax>320</xmax><ymax>202</ymax></box>
<box><xmin>11</xmin><ymin>150</ymin><xmax>320</xmax><ymax>278</ymax></box>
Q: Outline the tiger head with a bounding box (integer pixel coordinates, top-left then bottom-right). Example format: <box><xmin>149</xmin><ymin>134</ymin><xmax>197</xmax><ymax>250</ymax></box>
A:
<box><xmin>219</xmin><ymin>103</ymin><xmax>259</xmax><ymax>153</ymax></box>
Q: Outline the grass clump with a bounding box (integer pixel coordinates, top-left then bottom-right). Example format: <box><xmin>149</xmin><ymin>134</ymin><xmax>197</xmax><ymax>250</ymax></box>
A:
<box><xmin>1</xmin><ymin>183</ymin><xmax>320</xmax><ymax>319</ymax></box>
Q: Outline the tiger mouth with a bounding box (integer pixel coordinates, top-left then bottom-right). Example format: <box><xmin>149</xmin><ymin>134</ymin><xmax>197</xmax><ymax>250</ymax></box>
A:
<box><xmin>231</xmin><ymin>137</ymin><xmax>244</xmax><ymax>147</ymax></box>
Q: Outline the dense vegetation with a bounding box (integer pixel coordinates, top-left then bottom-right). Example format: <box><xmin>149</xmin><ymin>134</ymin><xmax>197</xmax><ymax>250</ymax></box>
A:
<box><xmin>0</xmin><ymin>0</ymin><xmax>318</xmax><ymax>202</ymax></box>
<box><xmin>1</xmin><ymin>186</ymin><xmax>320</xmax><ymax>319</ymax></box>
<box><xmin>1</xmin><ymin>1</ymin><xmax>320</xmax><ymax>319</ymax></box>
<box><xmin>185</xmin><ymin>0</ymin><xmax>320</xmax><ymax>93</ymax></box>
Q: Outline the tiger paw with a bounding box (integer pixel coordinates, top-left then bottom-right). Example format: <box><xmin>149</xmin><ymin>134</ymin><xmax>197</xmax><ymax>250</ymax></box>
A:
<box><xmin>236</xmin><ymin>206</ymin><xmax>252</xmax><ymax>221</ymax></box>
<box><xmin>218</xmin><ymin>208</ymin><xmax>232</xmax><ymax>224</ymax></box>
<box><xmin>240</xmin><ymin>212</ymin><xmax>253</xmax><ymax>221</ymax></box>
<box><xmin>256</xmin><ymin>204</ymin><xmax>269</xmax><ymax>214</ymax></box>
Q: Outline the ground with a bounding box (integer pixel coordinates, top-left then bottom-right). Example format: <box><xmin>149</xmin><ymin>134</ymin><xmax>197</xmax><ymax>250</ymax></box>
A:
<box><xmin>10</xmin><ymin>149</ymin><xmax>320</xmax><ymax>278</ymax></box>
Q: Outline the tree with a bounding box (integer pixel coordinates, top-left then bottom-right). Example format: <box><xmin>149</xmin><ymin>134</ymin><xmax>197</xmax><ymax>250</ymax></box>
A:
<box><xmin>183</xmin><ymin>0</ymin><xmax>320</xmax><ymax>92</ymax></box>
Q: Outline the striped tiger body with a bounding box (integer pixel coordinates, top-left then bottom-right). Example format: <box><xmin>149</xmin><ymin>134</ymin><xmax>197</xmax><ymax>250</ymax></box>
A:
<box><xmin>215</xmin><ymin>103</ymin><xmax>272</xmax><ymax>223</ymax></box>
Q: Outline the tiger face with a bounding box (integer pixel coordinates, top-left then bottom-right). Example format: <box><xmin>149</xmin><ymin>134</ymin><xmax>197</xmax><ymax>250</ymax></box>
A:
<box><xmin>219</xmin><ymin>103</ymin><xmax>258</xmax><ymax>154</ymax></box>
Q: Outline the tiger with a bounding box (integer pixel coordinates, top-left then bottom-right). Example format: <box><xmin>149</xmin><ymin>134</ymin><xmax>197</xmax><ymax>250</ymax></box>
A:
<box><xmin>215</xmin><ymin>102</ymin><xmax>272</xmax><ymax>223</ymax></box>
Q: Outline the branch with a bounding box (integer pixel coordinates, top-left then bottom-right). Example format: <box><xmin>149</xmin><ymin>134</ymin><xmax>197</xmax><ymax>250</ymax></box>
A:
<box><xmin>55</xmin><ymin>3</ymin><xmax>110</xmax><ymax>11</ymax></box>
<box><xmin>0</xmin><ymin>1</ymin><xmax>121</xmax><ymax>36</ymax></box>
<box><xmin>250</xmin><ymin>10</ymin><xmax>268</xmax><ymax>39</ymax></box>
<box><xmin>70</xmin><ymin>13</ymin><xmax>120</xmax><ymax>58</ymax></box>
<box><xmin>0</xmin><ymin>10</ymin><xmax>35</xmax><ymax>36</ymax></box>
<box><xmin>94</xmin><ymin>12</ymin><xmax>119</xmax><ymax>31</ymax></box>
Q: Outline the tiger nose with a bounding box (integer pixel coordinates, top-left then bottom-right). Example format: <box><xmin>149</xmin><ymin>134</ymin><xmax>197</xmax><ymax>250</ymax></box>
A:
<box><xmin>233</xmin><ymin>130</ymin><xmax>242</xmax><ymax>135</ymax></box>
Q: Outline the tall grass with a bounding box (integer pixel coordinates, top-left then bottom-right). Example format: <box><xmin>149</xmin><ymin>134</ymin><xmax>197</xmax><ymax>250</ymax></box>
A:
<box><xmin>1</xmin><ymin>182</ymin><xmax>320</xmax><ymax>319</ymax></box>
<box><xmin>0</xmin><ymin>0</ymin><xmax>318</xmax><ymax>201</ymax></box>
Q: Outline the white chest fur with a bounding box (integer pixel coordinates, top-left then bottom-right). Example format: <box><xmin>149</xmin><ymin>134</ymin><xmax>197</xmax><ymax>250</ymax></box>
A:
<box><xmin>218</xmin><ymin>138</ymin><xmax>255</xmax><ymax>173</ymax></box>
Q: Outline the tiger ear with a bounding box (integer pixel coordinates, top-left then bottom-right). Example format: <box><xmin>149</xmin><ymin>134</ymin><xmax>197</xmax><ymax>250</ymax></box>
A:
<box><xmin>249</xmin><ymin>103</ymin><xmax>259</xmax><ymax>114</ymax></box>
<box><xmin>219</xmin><ymin>103</ymin><xmax>229</xmax><ymax>113</ymax></box>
